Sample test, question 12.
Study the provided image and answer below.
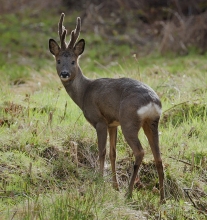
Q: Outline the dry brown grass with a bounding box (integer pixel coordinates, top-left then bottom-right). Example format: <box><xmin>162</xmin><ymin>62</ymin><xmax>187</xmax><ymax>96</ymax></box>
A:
<box><xmin>0</xmin><ymin>0</ymin><xmax>61</xmax><ymax>14</ymax></box>
<box><xmin>160</xmin><ymin>11</ymin><xmax>207</xmax><ymax>54</ymax></box>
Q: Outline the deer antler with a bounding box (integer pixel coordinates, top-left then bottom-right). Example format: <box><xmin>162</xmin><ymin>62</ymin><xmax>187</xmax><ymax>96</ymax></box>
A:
<box><xmin>68</xmin><ymin>17</ymin><xmax>81</xmax><ymax>49</ymax></box>
<box><xmin>58</xmin><ymin>13</ymin><xmax>67</xmax><ymax>49</ymax></box>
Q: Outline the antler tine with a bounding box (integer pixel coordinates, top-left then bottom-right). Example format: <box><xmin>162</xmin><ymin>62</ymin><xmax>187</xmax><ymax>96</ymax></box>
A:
<box><xmin>68</xmin><ymin>17</ymin><xmax>81</xmax><ymax>49</ymax></box>
<box><xmin>58</xmin><ymin>13</ymin><xmax>67</xmax><ymax>49</ymax></box>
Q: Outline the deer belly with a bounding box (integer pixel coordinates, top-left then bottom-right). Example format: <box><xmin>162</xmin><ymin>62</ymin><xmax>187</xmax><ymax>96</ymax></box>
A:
<box><xmin>109</xmin><ymin>120</ymin><xmax>120</xmax><ymax>127</ymax></box>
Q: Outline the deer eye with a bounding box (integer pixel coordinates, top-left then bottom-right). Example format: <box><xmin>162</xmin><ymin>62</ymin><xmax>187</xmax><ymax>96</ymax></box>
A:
<box><xmin>57</xmin><ymin>60</ymin><xmax>61</xmax><ymax>64</ymax></box>
<box><xmin>71</xmin><ymin>61</ymin><xmax>75</xmax><ymax>65</ymax></box>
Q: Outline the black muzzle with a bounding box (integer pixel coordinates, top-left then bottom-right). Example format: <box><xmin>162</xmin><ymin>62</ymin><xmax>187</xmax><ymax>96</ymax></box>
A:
<box><xmin>60</xmin><ymin>71</ymin><xmax>70</xmax><ymax>79</ymax></box>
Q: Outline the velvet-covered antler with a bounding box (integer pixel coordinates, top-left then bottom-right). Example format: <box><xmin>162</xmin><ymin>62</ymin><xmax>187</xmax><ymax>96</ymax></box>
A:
<box><xmin>68</xmin><ymin>17</ymin><xmax>81</xmax><ymax>49</ymax></box>
<box><xmin>58</xmin><ymin>13</ymin><xmax>67</xmax><ymax>49</ymax></box>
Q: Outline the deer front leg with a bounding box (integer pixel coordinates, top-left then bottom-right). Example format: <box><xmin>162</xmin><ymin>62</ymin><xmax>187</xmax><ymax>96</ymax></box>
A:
<box><xmin>96</xmin><ymin>122</ymin><xmax>107</xmax><ymax>175</ymax></box>
<box><xmin>108</xmin><ymin>127</ymin><xmax>119</xmax><ymax>191</ymax></box>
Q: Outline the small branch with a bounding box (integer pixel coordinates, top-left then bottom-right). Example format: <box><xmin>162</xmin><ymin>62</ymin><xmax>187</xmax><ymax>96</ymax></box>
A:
<box><xmin>183</xmin><ymin>188</ymin><xmax>207</xmax><ymax>215</ymax></box>
<box><xmin>183</xmin><ymin>188</ymin><xmax>197</xmax><ymax>208</ymax></box>
<box><xmin>169</xmin><ymin>156</ymin><xmax>200</xmax><ymax>169</ymax></box>
<box><xmin>163</xmin><ymin>98</ymin><xmax>201</xmax><ymax>115</ymax></box>
<box><xmin>11</xmin><ymin>210</ymin><xmax>17</xmax><ymax>220</ymax></box>
<box><xmin>162</xmin><ymin>101</ymin><xmax>189</xmax><ymax>114</ymax></box>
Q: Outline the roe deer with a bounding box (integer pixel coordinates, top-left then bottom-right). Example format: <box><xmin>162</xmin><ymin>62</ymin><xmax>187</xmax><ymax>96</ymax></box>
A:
<box><xmin>49</xmin><ymin>13</ymin><xmax>165</xmax><ymax>202</ymax></box>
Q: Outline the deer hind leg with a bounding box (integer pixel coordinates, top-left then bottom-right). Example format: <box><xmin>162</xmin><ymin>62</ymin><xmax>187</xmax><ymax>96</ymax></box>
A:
<box><xmin>142</xmin><ymin>118</ymin><xmax>165</xmax><ymax>203</ymax></box>
<box><xmin>108</xmin><ymin>127</ymin><xmax>119</xmax><ymax>191</ymax></box>
<box><xmin>121</xmin><ymin>121</ymin><xmax>144</xmax><ymax>198</ymax></box>
<box><xmin>96</xmin><ymin>122</ymin><xmax>107</xmax><ymax>175</ymax></box>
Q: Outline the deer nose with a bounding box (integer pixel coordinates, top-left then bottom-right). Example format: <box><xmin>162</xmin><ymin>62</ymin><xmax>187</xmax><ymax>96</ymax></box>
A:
<box><xmin>60</xmin><ymin>71</ymin><xmax>70</xmax><ymax>79</ymax></box>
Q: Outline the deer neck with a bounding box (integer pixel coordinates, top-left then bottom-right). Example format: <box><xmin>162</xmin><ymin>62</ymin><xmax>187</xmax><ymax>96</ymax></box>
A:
<box><xmin>62</xmin><ymin>67</ymin><xmax>91</xmax><ymax>109</ymax></box>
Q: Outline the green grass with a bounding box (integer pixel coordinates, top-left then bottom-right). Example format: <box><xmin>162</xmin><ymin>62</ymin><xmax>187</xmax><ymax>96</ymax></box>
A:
<box><xmin>0</xmin><ymin>9</ymin><xmax>207</xmax><ymax>219</ymax></box>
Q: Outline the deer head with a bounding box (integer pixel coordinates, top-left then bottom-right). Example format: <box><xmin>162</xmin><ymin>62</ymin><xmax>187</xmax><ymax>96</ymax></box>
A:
<box><xmin>49</xmin><ymin>13</ymin><xmax>85</xmax><ymax>82</ymax></box>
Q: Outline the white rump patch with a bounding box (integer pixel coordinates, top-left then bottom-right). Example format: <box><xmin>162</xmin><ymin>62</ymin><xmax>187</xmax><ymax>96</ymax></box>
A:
<box><xmin>137</xmin><ymin>102</ymin><xmax>162</xmax><ymax>119</ymax></box>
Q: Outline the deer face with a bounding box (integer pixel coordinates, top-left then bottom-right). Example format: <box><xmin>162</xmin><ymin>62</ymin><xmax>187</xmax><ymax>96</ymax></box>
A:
<box><xmin>49</xmin><ymin>39</ymin><xmax>85</xmax><ymax>82</ymax></box>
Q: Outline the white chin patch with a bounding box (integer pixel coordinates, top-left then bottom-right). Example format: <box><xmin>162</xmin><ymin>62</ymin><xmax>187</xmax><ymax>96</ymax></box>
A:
<box><xmin>60</xmin><ymin>76</ymin><xmax>69</xmax><ymax>81</ymax></box>
<box><xmin>137</xmin><ymin>102</ymin><xmax>162</xmax><ymax>119</ymax></box>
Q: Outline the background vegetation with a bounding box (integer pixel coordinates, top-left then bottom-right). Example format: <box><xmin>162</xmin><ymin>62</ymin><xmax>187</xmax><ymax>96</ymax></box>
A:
<box><xmin>0</xmin><ymin>0</ymin><xmax>207</xmax><ymax>219</ymax></box>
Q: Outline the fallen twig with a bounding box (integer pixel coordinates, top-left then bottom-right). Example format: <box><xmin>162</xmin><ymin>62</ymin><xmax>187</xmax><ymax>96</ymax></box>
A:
<box><xmin>169</xmin><ymin>156</ymin><xmax>200</xmax><ymax>169</ymax></box>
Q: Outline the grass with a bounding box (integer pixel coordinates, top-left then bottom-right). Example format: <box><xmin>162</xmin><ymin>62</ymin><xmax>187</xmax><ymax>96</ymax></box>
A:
<box><xmin>0</xmin><ymin>9</ymin><xmax>207</xmax><ymax>219</ymax></box>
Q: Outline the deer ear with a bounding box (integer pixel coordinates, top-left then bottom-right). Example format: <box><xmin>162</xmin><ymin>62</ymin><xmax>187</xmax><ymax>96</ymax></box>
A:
<box><xmin>49</xmin><ymin>39</ymin><xmax>60</xmax><ymax>56</ymax></box>
<box><xmin>74</xmin><ymin>39</ymin><xmax>85</xmax><ymax>56</ymax></box>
